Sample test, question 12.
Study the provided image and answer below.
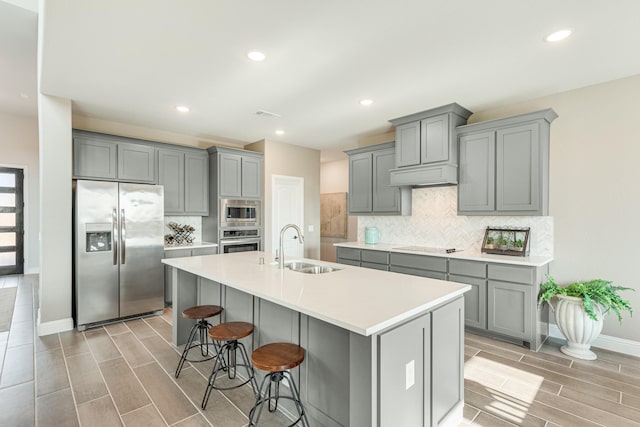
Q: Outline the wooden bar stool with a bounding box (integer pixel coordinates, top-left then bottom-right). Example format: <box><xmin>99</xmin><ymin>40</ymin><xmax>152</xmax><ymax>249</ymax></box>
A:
<box><xmin>175</xmin><ymin>305</ymin><xmax>223</xmax><ymax>378</ymax></box>
<box><xmin>201</xmin><ymin>321</ymin><xmax>259</xmax><ymax>409</ymax></box>
<box><xmin>248</xmin><ymin>343</ymin><xmax>310</xmax><ymax>427</ymax></box>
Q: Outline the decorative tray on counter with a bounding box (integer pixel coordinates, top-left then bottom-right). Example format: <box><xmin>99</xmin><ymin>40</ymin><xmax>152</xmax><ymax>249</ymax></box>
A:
<box><xmin>165</xmin><ymin>222</ymin><xmax>196</xmax><ymax>246</ymax></box>
<box><xmin>481</xmin><ymin>227</ymin><xmax>530</xmax><ymax>257</ymax></box>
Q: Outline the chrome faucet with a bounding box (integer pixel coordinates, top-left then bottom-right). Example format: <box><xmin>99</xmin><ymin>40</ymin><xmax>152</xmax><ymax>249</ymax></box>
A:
<box><xmin>279</xmin><ymin>224</ymin><xmax>304</xmax><ymax>269</ymax></box>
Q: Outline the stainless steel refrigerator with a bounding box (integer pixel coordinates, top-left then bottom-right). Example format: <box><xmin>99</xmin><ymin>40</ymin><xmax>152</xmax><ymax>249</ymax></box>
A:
<box><xmin>73</xmin><ymin>179</ymin><xmax>164</xmax><ymax>330</ymax></box>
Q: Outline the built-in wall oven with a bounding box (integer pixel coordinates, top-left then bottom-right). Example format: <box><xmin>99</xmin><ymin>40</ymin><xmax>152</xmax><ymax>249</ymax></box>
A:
<box><xmin>220</xmin><ymin>199</ymin><xmax>260</xmax><ymax>227</ymax></box>
<box><xmin>219</xmin><ymin>228</ymin><xmax>261</xmax><ymax>254</ymax></box>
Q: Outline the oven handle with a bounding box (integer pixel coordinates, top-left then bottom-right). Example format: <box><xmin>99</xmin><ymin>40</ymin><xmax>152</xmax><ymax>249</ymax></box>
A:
<box><xmin>220</xmin><ymin>239</ymin><xmax>261</xmax><ymax>245</ymax></box>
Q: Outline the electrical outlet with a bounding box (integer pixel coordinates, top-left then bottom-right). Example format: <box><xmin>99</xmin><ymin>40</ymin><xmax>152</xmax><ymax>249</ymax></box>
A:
<box><xmin>405</xmin><ymin>360</ymin><xmax>415</xmax><ymax>390</ymax></box>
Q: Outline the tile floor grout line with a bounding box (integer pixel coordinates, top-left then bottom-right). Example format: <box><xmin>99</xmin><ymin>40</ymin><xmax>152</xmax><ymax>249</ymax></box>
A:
<box><xmin>143</xmin><ymin>312</ymin><xmax>252</xmax><ymax>424</ymax></box>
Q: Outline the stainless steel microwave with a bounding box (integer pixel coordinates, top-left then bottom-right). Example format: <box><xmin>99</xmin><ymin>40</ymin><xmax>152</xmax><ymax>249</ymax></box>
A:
<box><xmin>220</xmin><ymin>199</ymin><xmax>260</xmax><ymax>227</ymax></box>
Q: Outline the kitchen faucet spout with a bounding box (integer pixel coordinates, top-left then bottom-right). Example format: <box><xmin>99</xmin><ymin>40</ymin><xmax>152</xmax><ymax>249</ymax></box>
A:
<box><xmin>279</xmin><ymin>224</ymin><xmax>304</xmax><ymax>269</ymax></box>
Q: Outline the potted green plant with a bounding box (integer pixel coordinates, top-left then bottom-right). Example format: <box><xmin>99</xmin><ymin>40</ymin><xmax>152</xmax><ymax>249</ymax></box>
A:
<box><xmin>514</xmin><ymin>239</ymin><xmax>524</xmax><ymax>251</ymax></box>
<box><xmin>485</xmin><ymin>236</ymin><xmax>494</xmax><ymax>249</ymax></box>
<box><xmin>538</xmin><ymin>276</ymin><xmax>633</xmax><ymax>360</ymax></box>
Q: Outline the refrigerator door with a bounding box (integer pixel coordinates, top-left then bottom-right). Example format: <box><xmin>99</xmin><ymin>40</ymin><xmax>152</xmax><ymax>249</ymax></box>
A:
<box><xmin>118</xmin><ymin>182</ymin><xmax>164</xmax><ymax>317</ymax></box>
<box><xmin>75</xmin><ymin>180</ymin><xmax>120</xmax><ymax>326</ymax></box>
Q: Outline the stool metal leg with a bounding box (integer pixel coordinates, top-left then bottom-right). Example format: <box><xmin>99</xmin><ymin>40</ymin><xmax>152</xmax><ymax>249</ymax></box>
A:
<box><xmin>248</xmin><ymin>370</ymin><xmax>309</xmax><ymax>427</ymax></box>
<box><xmin>175</xmin><ymin>320</ymin><xmax>200</xmax><ymax>378</ymax></box>
<box><xmin>201</xmin><ymin>340</ymin><xmax>258</xmax><ymax>410</ymax></box>
<box><xmin>176</xmin><ymin>319</ymin><xmax>220</xmax><ymax>378</ymax></box>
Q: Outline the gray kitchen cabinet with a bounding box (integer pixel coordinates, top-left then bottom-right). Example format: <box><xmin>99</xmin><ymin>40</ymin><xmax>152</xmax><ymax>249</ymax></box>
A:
<box><xmin>345</xmin><ymin>142</ymin><xmax>411</xmax><ymax>215</ymax></box>
<box><xmin>389</xmin><ymin>252</ymin><xmax>447</xmax><ymax>280</ymax></box>
<box><xmin>361</xmin><ymin>249</ymin><xmax>390</xmax><ymax>271</ymax></box>
<box><xmin>389</xmin><ymin>103</ymin><xmax>472</xmax><ymax>186</ymax></box>
<box><xmin>209</xmin><ymin>146</ymin><xmax>263</xmax><ymax>199</ymax></box>
<box><xmin>336</xmin><ymin>247</ymin><xmax>361</xmax><ymax>266</ymax></box>
<box><xmin>73</xmin><ymin>131</ymin><xmax>156</xmax><ymax>183</ymax></box>
<box><xmin>164</xmin><ymin>246</ymin><xmax>217</xmax><ymax>305</ymax></box>
<box><xmin>449</xmin><ymin>259</ymin><xmax>487</xmax><ymax>330</ymax></box>
<box><xmin>158</xmin><ymin>149</ymin><xmax>209</xmax><ymax>215</ymax></box>
<box><xmin>457</xmin><ymin>109</ymin><xmax>557</xmax><ymax>216</ymax></box>
<box><xmin>487</xmin><ymin>280</ymin><xmax>533</xmax><ymax>341</ymax></box>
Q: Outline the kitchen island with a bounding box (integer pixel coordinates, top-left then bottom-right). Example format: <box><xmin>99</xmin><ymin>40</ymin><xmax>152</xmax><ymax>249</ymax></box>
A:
<box><xmin>163</xmin><ymin>251</ymin><xmax>470</xmax><ymax>427</ymax></box>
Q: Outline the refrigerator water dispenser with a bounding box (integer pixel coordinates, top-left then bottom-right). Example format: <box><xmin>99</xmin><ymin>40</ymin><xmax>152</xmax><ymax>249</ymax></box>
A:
<box><xmin>85</xmin><ymin>223</ymin><xmax>112</xmax><ymax>252</ymax></box>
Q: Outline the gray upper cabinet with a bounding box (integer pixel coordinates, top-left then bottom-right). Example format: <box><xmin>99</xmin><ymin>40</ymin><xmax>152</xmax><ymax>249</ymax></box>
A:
<box><xmin>184</xmin><ymin>153</ymin><xmax>209</xmax><ymax>214</ymax></box>
<box><xmin>211</xmin><ymin>147</ymin><xmax>263</xmax><ymax>199</ymax></box>
<box><xmin>73</xmin><ymin>131</ymin><xmax>156</xmax><ymax>183</ymax></box>
<box><xmin>457</xmin><ymin>109</ymin><xmax>557</xmax><ymax>216</ymax></box>
<box><xmin>389</xmin><ymin>103</ymin><xmax>472</xmax><ymax>187</ymax></box>
<box><xmin>345</xmin><ymin>142</ymin><xmax>411</xmax><ymax>216</ymax></box>
<box><xmin>158</xmin><ymin>148</ymin><xmax>209</xmax><ymax>215</ymax></box>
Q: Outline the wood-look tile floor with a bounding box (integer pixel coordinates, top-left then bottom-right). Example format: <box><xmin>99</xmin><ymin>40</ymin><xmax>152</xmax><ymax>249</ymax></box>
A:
<box><xmin>0</xmin><ymin>274</ymin><xmax>639</xmax><ymax>426</ymax></box>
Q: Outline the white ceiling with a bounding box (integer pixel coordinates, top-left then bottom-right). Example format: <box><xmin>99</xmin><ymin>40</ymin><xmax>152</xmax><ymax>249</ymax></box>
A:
<box><xmin>4</xmin><ymin>1</ymin><xmax>640</xmax><ymax>161</ymax></box>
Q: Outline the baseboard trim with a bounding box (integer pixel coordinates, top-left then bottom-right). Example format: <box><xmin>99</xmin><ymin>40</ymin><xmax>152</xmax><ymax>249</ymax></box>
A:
<box><xmin>25</xmin><ymin>267</ymin><xmax>39</xmax><ymax>275</ymax></box>
<box><xmin>549</xmin><ymin>324</ymin><xmax>640</xmax><ymax>357</ymax></box>
<box><xmin>37</xmin><ymin>309</ymin><xmax>74</xmax><ymax>336</ymax></box>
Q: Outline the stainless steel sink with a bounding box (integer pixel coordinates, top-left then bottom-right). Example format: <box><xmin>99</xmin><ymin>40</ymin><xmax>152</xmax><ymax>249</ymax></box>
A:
<box><xmin>286</xmin><ymin>261</ymin><xmax>340</xmax><ymax>274</ymax></box>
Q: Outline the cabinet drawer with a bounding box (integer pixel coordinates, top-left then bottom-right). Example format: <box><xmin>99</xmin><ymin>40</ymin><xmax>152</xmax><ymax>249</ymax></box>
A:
<box><xmin>361</xmin><ymin>262</ymin><xmax>389</xmax><ymax>271</ymax></box>
<box><xmin>390</xmin><ymin>253</ymin><xmax>447</xmax><ymax>272</ymax></box>
<box><xmin>449</xmin><ymin>259</ymin><xmax>486</xmax><ymax>278</ymax></box>
<box><xmin>336</xmin><ymin>258</ymin><xmax>360</xmax><ymax>267</ymax></box>
<box><xmin>488</xmin><ymin>264</ymin><xmax>534</xmax><ymax>285</ymax></box>
<box><xmin>361</xmin><ymin>250</ymin><xmax>389</xmax><ymax>265</ymax></box>
<box><xmin>390</xmin><ymin>266</ymin><xmax>447</xmax><ymax>280</ymax></box>
<box><xmin>336</xmin><ymin>247</ymin><xmax>361</xmax><ymax>261</ymax></box>
<box><xmin>164</xmin><ymin>248</ymin><xmax>192</xmax><ymax>258</ymax></box>
<box><xmin>192</xmin><ymin>247</ymin><xmax>218</xmax><ymax>256</ymax></box>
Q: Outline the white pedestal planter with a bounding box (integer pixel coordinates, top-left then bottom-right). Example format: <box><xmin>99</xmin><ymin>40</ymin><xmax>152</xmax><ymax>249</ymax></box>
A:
<box><xmin>551</xmin><ymin>295</ymin><xmax>603</xmax><ymax>360</ymax></box>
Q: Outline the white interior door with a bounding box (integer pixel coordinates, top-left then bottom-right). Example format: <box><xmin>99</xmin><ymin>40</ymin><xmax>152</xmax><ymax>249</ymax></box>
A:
<box><xmin>272</xmin><ymin>175</ymin><xmax>304</xmax><ymax>259</ymax></box>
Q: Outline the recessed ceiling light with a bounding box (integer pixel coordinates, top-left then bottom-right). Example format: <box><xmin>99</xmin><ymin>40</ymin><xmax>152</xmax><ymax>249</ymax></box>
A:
<box><xmin>360</xmin><ymin>99</ymin><xmax>373</xmax><ymax>106</ymax></box>
<box><xmin>275</xmin><ymin>129</ymin><xmax>285</xmax><ymax>136</ymax></box>
<box><xmin>248</xmin><ymin>51</ymin><xmax>266</xmax><ymax>61</ymax></box>
<box><xmin>544</xmin><ymin>28</ymin><xmax>574</xmax><ymax>43</ymax></box>
<box><xmin>176</xmin><ymin>105</ymin><xmax>190</xmax><ymax>113</ymax></box>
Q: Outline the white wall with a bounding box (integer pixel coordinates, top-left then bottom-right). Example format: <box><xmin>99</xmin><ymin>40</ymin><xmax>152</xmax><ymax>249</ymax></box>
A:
<box><xmin>0</xmin><ymin>112</ymin><xmax>39</xmax><ymax>273</ymax></box>
<box><xmin>470</xmin><ymin>74</ymin><xmax>640</xmax><ymax>342</ymax></box>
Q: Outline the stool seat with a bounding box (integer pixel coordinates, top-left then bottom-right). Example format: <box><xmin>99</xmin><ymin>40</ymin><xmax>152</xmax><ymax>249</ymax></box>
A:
<box><xmin>182</xmin><ymin>305</ymin><xmax>223</xmax><ymax>320</ymax></box>
<box><xmin>208</xmin><ymin>321</ymin><xmax>254</xmax><ymax>341</ymax></box>
<box><xmin>251</xmin><ymin>342</ymin><xmax>304</xmax><ymax>372</ymax></box>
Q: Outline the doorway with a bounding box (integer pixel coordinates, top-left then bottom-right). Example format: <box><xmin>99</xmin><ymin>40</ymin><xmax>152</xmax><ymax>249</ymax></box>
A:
<box><xmin>271</xmin><ymin>175</ymin><xmax>304</xmax><ymax>259</ymax></box>
<box><xmin>0</xmin><ymin>167</ymin><xmax>24</xmax><ymax>275</ymax></box>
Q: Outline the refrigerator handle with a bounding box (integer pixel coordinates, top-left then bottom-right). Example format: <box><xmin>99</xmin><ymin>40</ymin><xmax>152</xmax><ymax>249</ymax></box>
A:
<box><xmin>112</xmin><ymin>208</ymin><xmax>118</xmax><ymax>266</ymax></box>
<box><xmin>121</xmin><ymin>209</ymin><xmax>126</xmax><ymax>265</ymax></box>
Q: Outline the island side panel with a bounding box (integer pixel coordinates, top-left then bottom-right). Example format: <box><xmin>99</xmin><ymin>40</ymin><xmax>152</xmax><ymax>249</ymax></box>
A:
<box><xmin>431</xmin><ymin>296</ymin><xmax>464</xmax><ymax>426</ymax></box>
<box><xmin>299</xmin><ymin>315</ymin><xmax>350</xmax><ymax>427</ymax></box>
<box><xmin>349</xmin><ymin>332</ymin><xmax>374</xmax><ymax>427</ymax></box>
<box><xmin>171</xmin><ymin>267</ymin><xmax>198</xmax><ymax>346</ymax></box>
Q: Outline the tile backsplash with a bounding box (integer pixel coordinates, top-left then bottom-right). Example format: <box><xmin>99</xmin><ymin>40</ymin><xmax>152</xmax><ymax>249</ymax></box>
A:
<box><xmin>164</xmin><ymin>216</ymin><xmax>203</xmax><ymax>241</ymax></box>
<box><xmin>357</xmin><ymin>186</ymin><xmax>553</xmax><ymax>257</ymax></box>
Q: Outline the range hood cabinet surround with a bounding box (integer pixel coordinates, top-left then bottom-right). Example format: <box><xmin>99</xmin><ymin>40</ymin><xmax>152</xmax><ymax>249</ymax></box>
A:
<box><xmin>389</xmin><ymin>103</ymin><xmax>472</xmax><ymax>187</ymax></box>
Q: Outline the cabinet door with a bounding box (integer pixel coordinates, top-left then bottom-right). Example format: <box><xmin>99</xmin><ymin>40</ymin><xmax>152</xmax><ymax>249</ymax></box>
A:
<box><xmin>117</xmin><ymin>142</ymin><xmax>156</xmax><ymax>183</ymax></box>
<box><xmin>158</xmin><ymin>149</ymin><xmax>185</xmax><ymax>214</ymax></box>
<box><xmin>241</xmin><ymin>156</ymin><xmax>262</xmax><ymax>198</ymax></box>
<box><xmin>395</xmin><ymin>121</ymin><xmax>421</xmax><ymax>167</ymax></box>
<box><xmin>372</xmin><ymin>148</ymin><xmax>400</xmax><ymax>213</ymax></box>
<box><xmin>184</xmin><ymin>153</ymin><xmax>208</xmax><ymax>215</ymax></box>
<box><xmin>421</xmin><ymin>114</ymin><xmax>449</xmax><ymax>164</ymax></box>
<box><xmin>458</xmin><ymin>131</ymin><xmax>496</xmax><ymax>213</ymax></box>
<box><xmin>449</xmin><ymin>274</ymin><xmax>486</xmax><ymax>329</ymax></box>
<box><xmin>487</xmin><ymin>280</ymin><xmax>532</xmax><ymax>340</ymax></box>
<box><xmin>348</xmin><ymin>152</ymin><xmax>373</xmax><ymax>213</ymax></box>
<box><xmin>73</xmin><ymin>137</ymin><xmax>117</xmax><ymax>180</ymax></box>
<box><xmin>219</xmin><ymin>153</ymin><xmax>242</xmax><ymax>198</ymax></box>
<box><xmin>496</xmin><ymin>123</ymin><xmax>540</xmax><ymax>212</ymax></box>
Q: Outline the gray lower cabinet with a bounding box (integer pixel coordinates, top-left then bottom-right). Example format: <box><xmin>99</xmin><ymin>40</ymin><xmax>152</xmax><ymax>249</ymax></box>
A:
<box><xmin>336</xmin><ymin>247</ymin><xmax>391</xmax><ymax>271</ymax></box>
<box><xmin>448</xmin><ymin>259</ymin><xmax>487</xmax><ymax>329</ymax></box>
<box><xmin>487</xmin><ymin>280</ymin><xmax>532</xmax><ymax>340</ymax></box>
<box><xmin>73</xmin><ymin>131</ymin><xmax>156</xmax><ymax>183</ymax></box>
<box><xmin>336</xmin><ymin>247</ymin><xmax>361</xmax><ymax>267</ymax></box>
<box><xmin>158</xmin><ymin>148</ymin><xmax>208</xmax><ymax>215</ymax></box>
<box><xmin>389</xmin><ymin>253</ymin><xmax>447</xmax><ymax>280</ymax></box>
<box><xmin>457</xmin><ymin>109</ymin><xmax>558</xmax><ymax>216</ymax></box>
<box><xmin>210</xmin><ymin>146</ymin><xmax>263</xmax><ymax>199</ymax></box>
<box><xmin>163</xmin><ymin>246</ymin><xmax>217</xmax><ymax>305</ymax></box>
<box><xmin>345</xmin><ymin>142</ymin><xmax>411</xmax><ymax>215</ymax></box>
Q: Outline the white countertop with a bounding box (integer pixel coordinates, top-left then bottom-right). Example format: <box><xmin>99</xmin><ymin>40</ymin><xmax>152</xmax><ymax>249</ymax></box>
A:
<box><xmin>335</xmin><ymin>242</ymin><xmax>553</xmax><ymax>267</ymax></box>
<box><xmin>162</xmin><ymin>251</ymin><xmax>470</xmax><ymax>336</ymax></box>
<box><xmin>164</xmin><ymin>241</ymin><xmax>218</xmax><ymax>251</ymax></box>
